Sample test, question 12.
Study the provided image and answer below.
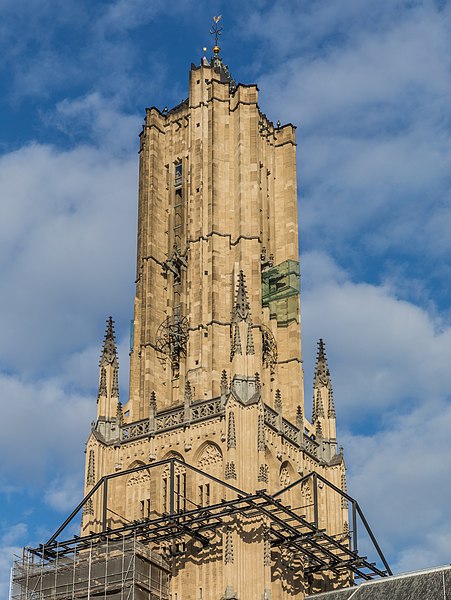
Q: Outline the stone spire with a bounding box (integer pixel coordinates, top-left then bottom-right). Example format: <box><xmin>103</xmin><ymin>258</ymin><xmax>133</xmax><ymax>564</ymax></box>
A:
<box><xmin>312</xmin><ymin>338</ymin><xmax>337</xmax><ymax>455</ymax></box>
<box><xmin>96</xmin><ymin>317</ymin><xmax>120</xmax><ymax>438</ymax></box>
<box><xmin>230</xmin><ymin>269</ymin><xmax>259</xmax><ymax>403</ymax></box>
<box><xmin>313</xmin><ymin>338</ymin><xmax>330</xmax><ymax>389</ymax></box>
<box><xmin>100</xmin><ymin>317</ymin><xmax>118</xmax><ymax>368</ymax></box>
<box><xmin>233</xmin><ymin>271</ymin><xmax>250</xmax><ymax>323</ymax></box>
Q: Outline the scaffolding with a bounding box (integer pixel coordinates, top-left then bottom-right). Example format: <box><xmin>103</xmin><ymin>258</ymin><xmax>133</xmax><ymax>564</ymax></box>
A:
<box><xmin>11</xmin><ymin>537</ymin><xmax>170</xmax><ymax>600</ymax></box>
<box><xmin>20</xmin><ymin>459</ymin><xmax>390</xmax><ymax>585</ymax></box>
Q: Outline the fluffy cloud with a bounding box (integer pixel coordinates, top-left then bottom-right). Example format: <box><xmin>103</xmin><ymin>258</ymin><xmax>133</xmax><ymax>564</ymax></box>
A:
<box><xmin>251</xmin><ymin>1</ymin><xmax>451</xmax><ymax>306</ymax></box>
<box><xmin>0</xmin><ymin>140</ymin><xmax>136</xmax><ymax>373</ymax></box>
<box><xmin>301</xmin><ymin>251</ymin><xmax>451</xmax><ymax>570</ymax></box>
<box><xmin>0</xmin><ymin>373</ymin><xmax>91</xmax><ymax>485</ymax></box>
<box><xmin>0</xmin><ymin>523</ymin><xmax>28</xmax><ymax>598</ymax></box>
<box><xmin>301</xmin><ymin>251</ymin><xmax>451</xmax><ymax>422</ymax></box>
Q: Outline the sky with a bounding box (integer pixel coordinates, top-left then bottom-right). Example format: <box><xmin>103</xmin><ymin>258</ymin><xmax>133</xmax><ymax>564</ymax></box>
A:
<box><xmin>1</xmin><ymin>0</ymin><xmax>451</xmax><ymax>593</ymax></box>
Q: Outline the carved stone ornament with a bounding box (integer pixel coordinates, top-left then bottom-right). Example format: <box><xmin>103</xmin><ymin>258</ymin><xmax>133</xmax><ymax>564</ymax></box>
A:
<box><xmin>261</xmin><ymin>325</ymin><xmax>277</xmax><ymax>374</ymax></box>
<box><xmin>246</xmin><ymin>323</ymin><xmax>255</xmax><ymax>355</ymax></box>
<box><xmin>155</xmin><ymin>315</ymin><xmax>189</xmax><ymax>373</ymax></box>
<box><xmin>257</xmin><ymin>414</ymin><xmax>265</xmax><ymax>452</ymax></box>
<box><xmin>86</xmin><ymin>449</ymin><xmax>95</xmax><ymax>486</ymax></box>
<box><xmin>279</xmin><ymin>466</ymin><xmax>290</xmax><ymax>488</ymax></box>
<box><xmin>227</xmin><ymin>411</ymin><xmax>237</xmax><ymax>450</ymax></box>
<box><xmin>224</xmin><ymin>525</ymin><xmax>234</xmax><ymax>564</ymax></box>
<box><xmin>258</xmin><ymin>464</ymin><xmax>269</xmax><ymax>483</ymax></box>
<box><xmin>225</xmin><ymin>461</ymin><xmax>237</xmax><ymax>480</ymax></box>
<box><xmin>198</xmin><ymin>443</ymin><xmax>223</xmax><ymax>468</ymax></box>
<box><xmin>127</xmin><ymin>470</ymin><xmax>151</xmax><ymax>486</ymax></box>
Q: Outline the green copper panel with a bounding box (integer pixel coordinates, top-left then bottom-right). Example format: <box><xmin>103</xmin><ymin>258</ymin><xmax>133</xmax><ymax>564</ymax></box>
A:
<box><xmin>262</xmin><ymin>260</ymin><xmax>300</xmax><ymax>326</ymax></box>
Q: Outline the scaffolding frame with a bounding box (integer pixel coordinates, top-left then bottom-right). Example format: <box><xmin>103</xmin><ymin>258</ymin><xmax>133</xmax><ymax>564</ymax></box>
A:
<box><xmin>11</xmin><ymin>535</ymin><xmax>171</xmax><ymax>600</ymax></box>
<box><xmin>29</xmin><ymin>459</ymin><xmax>391</xmax><ymax>583</ymax></box>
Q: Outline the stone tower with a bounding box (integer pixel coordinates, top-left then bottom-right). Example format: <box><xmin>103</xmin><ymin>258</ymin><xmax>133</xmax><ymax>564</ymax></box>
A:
<box><xmin>82</xmin><ymin>39</ymin><xmax>348</xmax><ymax>600</ymax></box>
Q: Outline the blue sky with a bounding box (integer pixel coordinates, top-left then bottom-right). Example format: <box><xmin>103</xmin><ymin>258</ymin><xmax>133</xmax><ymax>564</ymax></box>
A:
<box><xmin>2</xmin><ymin>0</ymin><xmax>451</xmax><ymax>592</ymax></box>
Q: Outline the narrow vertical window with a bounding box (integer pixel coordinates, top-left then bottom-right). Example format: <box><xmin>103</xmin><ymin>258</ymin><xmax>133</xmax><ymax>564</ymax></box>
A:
<box><xmin>175</xmin><ymin>162</ymin><xmax>182</xmax><ymax>188</ymax></box>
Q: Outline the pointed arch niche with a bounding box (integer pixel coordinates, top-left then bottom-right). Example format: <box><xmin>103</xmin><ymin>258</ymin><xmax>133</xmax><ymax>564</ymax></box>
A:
<box><xmin>124</xmin><ymin>460</ymin><xmax>152</xmax><ymax>522</ymax></box>
<box><xmin>278</xmin><ymin>460</ymin><xmax>298</xmax><ymax>513</ymax></box>
<box><xmin>195</xmin><ymin>442</ymin><xmax>223</xmax><ymax>508</ymax></box>
<box><xmin>160</xmin><ymin>451</ymin><xmax>186</xmax><ymax>514</ymax></box>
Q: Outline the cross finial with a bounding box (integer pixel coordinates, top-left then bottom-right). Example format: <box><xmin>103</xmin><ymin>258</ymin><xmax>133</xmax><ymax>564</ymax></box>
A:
<box><xmin>210</xmin><ymin>15</ymin><xmax>223</xmax><ymax>54</ymax></box>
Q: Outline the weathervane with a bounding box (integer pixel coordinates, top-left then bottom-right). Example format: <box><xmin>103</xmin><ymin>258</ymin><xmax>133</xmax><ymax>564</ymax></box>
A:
<box><xmin>210</xmin><ymin>15</ymin><xmax>223</xmax><ymax>55</ymax></box>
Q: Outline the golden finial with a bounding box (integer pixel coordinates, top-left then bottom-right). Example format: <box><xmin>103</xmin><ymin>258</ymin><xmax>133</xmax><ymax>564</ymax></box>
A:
<box><xmin>210</xmin><ymin>15</ymin><xmax>223</xmax><ymax>55</ymax></box>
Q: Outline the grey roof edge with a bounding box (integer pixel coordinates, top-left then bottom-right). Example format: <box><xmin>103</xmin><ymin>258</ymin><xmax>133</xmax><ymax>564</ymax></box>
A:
<box><xmin>306</xmin><ymin>564</ymin><xmax>451</xmax><ymax>598</ymax></box>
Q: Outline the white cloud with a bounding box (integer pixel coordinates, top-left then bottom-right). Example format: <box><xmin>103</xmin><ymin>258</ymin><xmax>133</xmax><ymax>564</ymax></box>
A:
<box><xmin>343</xmin><ymin>405</ymin><xmax>451</xmax><ymax>572</ymax></box>
<box><xmin>0</xmin><ymin>141</ymin><xmax>136</xmax><ymax>373</ymax></box>
<box><xmin>252</xmin><ymin>1</ymin><xmax>451</xmax><ymax>274</ymax></box>
<box><xmin>44</xmin><ymin>476</ymin><xmax>84</xmax><ymax>513</ymax></box>
<box><xmin>300</xmin><ymin>251</ymin><xmax>451</xmax><ymax>571</ymax></box>
<box><xmin>301</xmin><ymin>251</ymin><xmax>451</xmax><ymax>423</ymax></box>
<box><xmin>0</xmin><ymin>373</ymin><xmax>91</xmax><ymax>485</ymax></box>
<box><xmin>1</xmin><ymin>523</ymin><xmax>28</xmax><ymax>547</ymax></box>
<box><xmin>0</xmin><ymin>523</ymin><xmax>29</xmax><ymax>599</ymax></box>
<box><xmin>99</xmin><ymin>0</ymin><xmax>167</xmax><ymax>33</ymax></box>
<box><xmin>0</xmin><ymin>545</ymin><xmax>18</xmax><ymax>599</ymax></box>
<box><xmin>48</xmin><ymin>93</ymin><xmax>141</xmax><ymax>155</ymax></box>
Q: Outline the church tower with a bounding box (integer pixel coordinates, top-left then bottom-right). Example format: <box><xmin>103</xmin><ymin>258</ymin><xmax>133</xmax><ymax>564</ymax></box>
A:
<box><xmin>82</xmin><ymin>22</ymin><xmax>349</xmax><ymax>599</ymax></box>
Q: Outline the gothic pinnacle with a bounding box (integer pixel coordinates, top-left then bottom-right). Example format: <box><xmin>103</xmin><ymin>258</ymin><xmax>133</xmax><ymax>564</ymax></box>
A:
<box><xmin>315</xmin><ymin>420</ymin><xmax>323</xmax><ymax>439</ymax></box>
<box><xmin>100</xmin><ymin>316</ymin><xmax>119</xmax><ymax>367</ymax></box>
<box><xmin>328</xmin><ymin>388</ymin><xmax>336</xmax><ymax>419</ymax></box>
<box><xmin>230</xmin><ymin>323</ymin><xmax>242</xmax><ymax>360</ymax></box>
<box><xmin>220</xmin><ymin>370</ymin><xmax>228</xmax><ymax>395</ymax></box>
<box><xmin>296</xmin><ymin>405</ymin><xmax>303</xmax><ymax>429</ymax></box>
<box><xmin>116</xmin><ymin>401</ymin><xmax>124</xmax><ymax>427</ymax></box>
<box><xmin>97</xmin><ymin>367</ymin><xmax>107</xmax><ymax>400</ymax></box>
<box><xmin>185</xmin><ymin>380</ymin><xmax>192</xmax><ymax>404</ymax></box>
<box><xmin>233</xmin><ymin>270</ymin><xmax>250</xmax><ymax>323</ymax></box>
<box><xmin>314</xmin><ymin>338</ymin><xmax>331</xmax><ymax>389</ymax></box>
<box><xmin>111</xmin><ymin>367</ymin><xmax>119</xmax><ymax>398</ymax></box>
<box><xmin>149</xmin><ymin>391</ymin><xmax>157</xmax><ymax>412</ymax></box>
<box><xmin>246</xmin><ymin>323</ymin><xmax>255</xmax><ymax>355</ymax></box>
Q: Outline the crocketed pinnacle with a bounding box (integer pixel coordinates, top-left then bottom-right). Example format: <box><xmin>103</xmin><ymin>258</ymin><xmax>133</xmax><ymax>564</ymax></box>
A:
<box><xmin>185</xmin><ymin>380</ymin><xmax>192</xmax><ymax>404</ymax></box>
<box><xmin>149</xmin><ymin>391</ymin><xmax>157</xmax><ymax>412</ymax></box>
<box><xmin>313</xmin><ymin>389</ymin><xmax>325</xmax><ymax>423</ymax></box>
<box><xmin>296</xmin><ymin>405</ymin><xmax>303</xmax><ymax>429</ymax></box>
<box><xmin>111</xmin><ymin>367</ymin><xmax>119</xmax><ymax>398</ymax></box>
<box><xmin>230</xmin><ymin>323</ymin><xmax>242</xmax><ymax>360</ymax></box>
<box><xmin>220</xmin><ymin>370</ymin><xmax>228</xmax><ymax>395</ymax></box>
<box><xmin>100</xmin><ymin>316</ymin><xmax>118</xmax><ymax>367</ymax></box>
<box><xmin>314</xmin><ymin>338</ymin><xmax>331</xmax><ymax>389</ymax></box>
<box><xmin>328</xmin><ymin>388</ymin><xmax>336</xmax><ymax>419</ymax></box>
<box><xmin>116</xmin><ymin>401</ymin><xmax>124</xmax><ymax>427</ymax></box>
<box><xmin>233</xmin><ymin>270</ymin><xmax>250</xmax><ymax>323</ymax></box>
